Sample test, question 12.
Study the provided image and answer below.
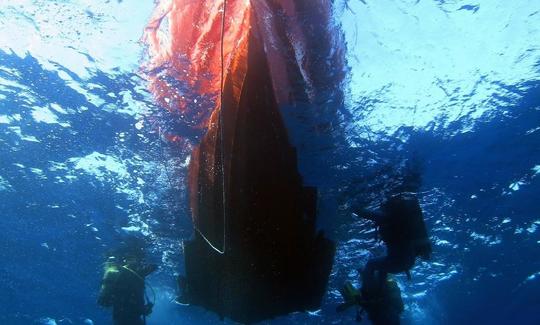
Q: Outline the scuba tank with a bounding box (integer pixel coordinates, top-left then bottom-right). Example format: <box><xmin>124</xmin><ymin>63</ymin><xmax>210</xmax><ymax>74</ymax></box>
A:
<box><xmin>381</xmin><ymin>193</ymin><xmax>432</xmax><ymax>260</ymax></box>
<box><xmin>97</xmin><ymin>262</ymin><xmax>121</xmax><ymax>307</ymax></box>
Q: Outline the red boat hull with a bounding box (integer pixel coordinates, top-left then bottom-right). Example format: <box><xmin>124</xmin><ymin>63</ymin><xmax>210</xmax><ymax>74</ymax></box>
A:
<box><xmin>185</xmin><ymin>15</ymin><xmax>334</xmax><ymax>324</ymax></box>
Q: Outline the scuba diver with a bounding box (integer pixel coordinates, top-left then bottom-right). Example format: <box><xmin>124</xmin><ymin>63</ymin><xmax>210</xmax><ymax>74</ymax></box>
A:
<box><xmin>338</xmin><ymin>193</ymin><xmax>430</xmax><ymax>324</ymax></box>
<box><xmin>338</xmin><ymin>163</ymin><xmax>431</xmax><ymax>323</ymax></box>
<box><xmin>98</xmin><ymin>241</ymin><xmax>158</xmax><ymax>325</ymax></box>
<box><xmin>355</xmin><ymin>192</ymin><xmax>432</xmax><ymax>290</ymax></box>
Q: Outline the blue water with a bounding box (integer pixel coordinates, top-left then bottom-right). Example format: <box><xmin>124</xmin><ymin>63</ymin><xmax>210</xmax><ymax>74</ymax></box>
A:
<box><xmin>1</xmin><ymin>1</ymin><xmax>539</xmax><ymax>324</ymax></box>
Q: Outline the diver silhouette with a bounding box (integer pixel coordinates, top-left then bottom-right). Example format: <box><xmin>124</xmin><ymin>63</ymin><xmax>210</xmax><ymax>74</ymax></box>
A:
<box><xmin>337</xmin><ymin>191</ymin><xmax>431</xmax><ymax>324</ymax></box>
<box><xmin>98</xmin><ymin>240</ymin><xmax>157</xmax><ymax>325</ymax></box>
<box><xmin>357</xmin><ymin>192</ymin><xmax>432</xmax><ymax>291</ymax></box>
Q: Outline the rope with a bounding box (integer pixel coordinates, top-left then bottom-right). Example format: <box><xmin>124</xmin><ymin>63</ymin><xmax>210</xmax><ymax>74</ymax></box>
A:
<box><xmin>192</xmin><ymin>0</ymin><xmax>227</xmax><ymax>255</ymax></box>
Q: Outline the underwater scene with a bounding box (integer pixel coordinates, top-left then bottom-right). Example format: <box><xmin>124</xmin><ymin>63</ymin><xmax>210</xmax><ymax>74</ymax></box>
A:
<box><xmin>0</xmin><ymin>0</ymin><xmax>539</xmax><ymax>324</ymax></box>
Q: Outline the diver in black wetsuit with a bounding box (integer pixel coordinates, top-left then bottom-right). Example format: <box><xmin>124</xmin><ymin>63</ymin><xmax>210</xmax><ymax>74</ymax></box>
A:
<box><xmin>98</xmin><ymin>242</ymin><xmax>157</xmax><ymax>325</ymax></box>
<box><xmin>337</xmin><ymin>192</ymin><xmax>430</xmax><ymax>324</ymax></box>
<box><xmin>356</xmin><ymin>192</ymin><xmax>432</xmax><ymax>291</ymax></box>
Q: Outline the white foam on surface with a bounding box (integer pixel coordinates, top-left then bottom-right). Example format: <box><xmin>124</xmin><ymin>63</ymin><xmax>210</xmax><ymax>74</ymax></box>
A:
<box><xmin>68</xmin><ymin>152</ymin><xmax>129</xmax><ymax>180</ymax></box>
<box><xmin>509</xmin><ymin>181</ymin><xmax>525</xmax><ymax>191</ymax></box>
<box><xmin>525</xmin><ymin>271</ymin><xmax>540</xmax><ymax>282</ymax></box>
<box><xmin>0</xmin><ymin>115</ymin><xmax>11</xmax><ymax>124</ymax></box>
<box><xmin>338</xmin><ymin>0</ymin><xmax>540</xmax><ymax>137</ymax></box>
<box><xmin>31</xmin><ymin>106</ymin><xmax>59</xmax><ymax>124</ymax></box>
<box><xmin>527</xmin><ymin>223</ymin><xmax>538</xmax><ymax>234</ymax></box>
<box><xmin>0</xmin><ymin>0</ymin><xmax>155</xmax><ymax>76</ymax></box>
<box><xmin>0</xmin><ymin>175</ymin><xmax>12</xmax><ymax>191</ymax></box>
<box><xmin>50</xmin><ymin>103</ymin><xmax>68</xmax><ymax>114</ymax></box>
<box><xmin>8</xmin><ymin>126</ymin><xmax>40</xmax><ymax>142</ymax></box>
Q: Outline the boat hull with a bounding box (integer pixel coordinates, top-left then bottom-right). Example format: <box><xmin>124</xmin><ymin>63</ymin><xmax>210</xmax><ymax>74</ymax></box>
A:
<box><xmin>184</xmin><ymin>17</ymin><xmax>335</xmax><ymax>324</ymax></box>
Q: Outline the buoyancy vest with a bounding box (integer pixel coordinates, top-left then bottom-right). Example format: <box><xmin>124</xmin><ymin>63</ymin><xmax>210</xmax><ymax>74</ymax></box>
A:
<box><xmin>98</xmin><ymin>263</ymin><xmax>121</xmax><ymax>307</ymax></box>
